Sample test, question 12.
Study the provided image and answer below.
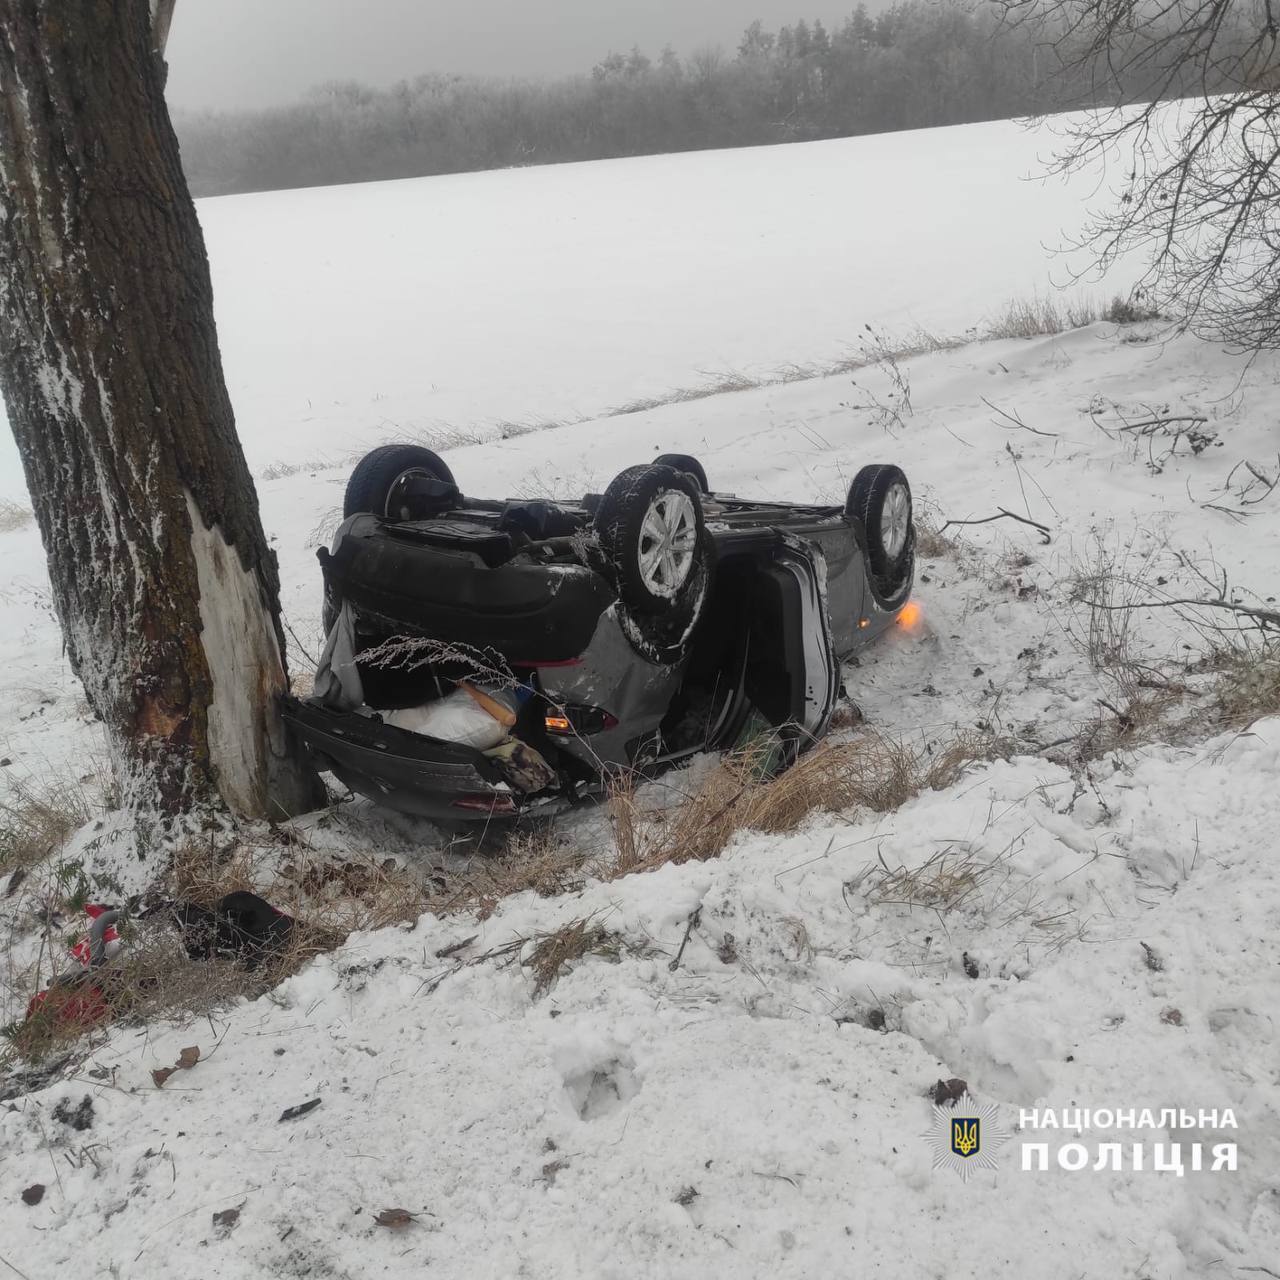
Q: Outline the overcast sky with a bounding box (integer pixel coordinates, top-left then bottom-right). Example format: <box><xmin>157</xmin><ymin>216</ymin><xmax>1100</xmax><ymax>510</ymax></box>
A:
<box><xmin>166</xmin><ymin>0</ymin><xmax>861</xmax><ymax>110</ymax></box>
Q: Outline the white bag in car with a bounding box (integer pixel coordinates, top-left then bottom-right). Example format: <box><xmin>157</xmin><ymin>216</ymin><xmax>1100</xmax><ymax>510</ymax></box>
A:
<box><xmin>382</xmin><ymin>689</ymin><xmax>508</xmax><ymax>750</ymax></box>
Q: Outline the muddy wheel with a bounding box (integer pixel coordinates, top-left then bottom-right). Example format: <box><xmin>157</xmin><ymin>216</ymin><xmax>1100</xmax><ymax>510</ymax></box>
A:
<box><xmin>343</xmin><ymin>445</ymin><xmax>456</xmax><ymax>520</ymax></box>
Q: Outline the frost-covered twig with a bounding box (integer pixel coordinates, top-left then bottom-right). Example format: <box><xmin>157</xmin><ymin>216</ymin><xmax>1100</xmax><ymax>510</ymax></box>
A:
<box><xmin>982</xmin><ymin>396</ymin><xmax>1058</xmax><ymax>438</ymax></box>
<box><xmin>1083</xmin><ymin>595</ymin><xmax>1280</xmax><ymax>634</ymax></box>
<box><xmin>938</xmin><ymin>507</ymin><xmax>1052</xmax><ymax>543</ymax></box>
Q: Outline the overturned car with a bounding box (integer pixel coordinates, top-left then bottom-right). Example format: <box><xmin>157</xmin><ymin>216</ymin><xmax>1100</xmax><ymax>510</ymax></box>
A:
<box><xmin>281</xmin><ymin>445</ymin><xmax>915</xmax><ymax>821</ymax></box>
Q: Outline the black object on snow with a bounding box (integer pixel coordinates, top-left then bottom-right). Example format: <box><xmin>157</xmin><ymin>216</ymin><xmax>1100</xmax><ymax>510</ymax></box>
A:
<box><xmin>52</xmin><ymin>1095</ymin><xmax>94</xmax><ymax>1131</ymax></box>
<box><xmin>169</xmin><ymin>892</ymin><xmax>295</xmax><ymax>971</ymax></box>
<box><xmin>279</xmin><ymin>1097</ymin><xmax>322</xmax><ymax>1122</ymax></box>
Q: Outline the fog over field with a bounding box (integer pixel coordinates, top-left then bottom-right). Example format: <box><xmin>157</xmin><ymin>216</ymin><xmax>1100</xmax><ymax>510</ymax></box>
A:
<box><xmin>166</xmin><ymin>0</ymin><xmax>869</xmax><ymax>108</ymax></box>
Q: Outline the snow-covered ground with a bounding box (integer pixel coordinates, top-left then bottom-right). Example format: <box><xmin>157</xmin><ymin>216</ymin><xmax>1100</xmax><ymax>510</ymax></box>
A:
<box><xmin>0</xmin><ymin>113</ymin><xmax>1143</xmax><ymax>505</ymax></box>
<box><xmin>8</xmin><ymin>729</ymin><xmax>1280</xmax><ymax>1278</ymax></box>
<box><xmin>3</xmin><ymin>115</ymin><xmax>1280</xmax><ymax>1279</ymax></box>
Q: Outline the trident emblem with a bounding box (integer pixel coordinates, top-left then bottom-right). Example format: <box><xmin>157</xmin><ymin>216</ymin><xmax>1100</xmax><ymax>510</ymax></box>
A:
<box><xmin>951</xmin><ymin>1117</ymin><xmax>980</xmax><ymax>1158</ymax></box>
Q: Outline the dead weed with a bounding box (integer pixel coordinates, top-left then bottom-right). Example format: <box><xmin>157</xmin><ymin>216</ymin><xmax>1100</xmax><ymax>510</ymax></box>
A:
<box><xmin>526</xmin><ymin>916</ymin><xmax>626</xmax><ymax>996</ymax></box>
<box><xmin>853</xmin><ymin>843</ymin><xmax>990</xmax><ymax>911</ymax></box>
<box><xmin>0</xmin><ymin>499</ymin><xmax>33</xmax><ymax>533</ymax></box>
<box><xmin>1202</xmin><ymin>646</ymin><xmax>1280</xmax><ymax>729</ymax></box>
<box><xmin>608</xmin><ymin>729</ymin><xmax>1008</xmax><ymax>874</ymax></box>
<box><xmin>0</xmin><ymin>778</ymin><xmax>90</xmax><ymax>876</ymax></box>
<box><xmin>440</xmin><ymin>828</ymin><xmax>589</xmax><ymax>921</ymax></box>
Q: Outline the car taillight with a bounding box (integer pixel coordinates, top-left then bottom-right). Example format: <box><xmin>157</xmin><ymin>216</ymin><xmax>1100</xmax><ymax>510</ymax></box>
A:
<box><xmin>544</xmin><ymin>705</ymin><xmax>618</xmax><ymax>735</ymax></box>
<box><xmin>451</xmin><ymin>794</ymin><xmax>518</xmax><ymax>814</ymax></box>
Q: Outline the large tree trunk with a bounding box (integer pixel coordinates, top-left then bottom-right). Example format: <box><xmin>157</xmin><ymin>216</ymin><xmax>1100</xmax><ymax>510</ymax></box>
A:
<box><xmin>0</xmin><ymin>0</ymin><xmax>320</xmax><ymax>822</ymax></box>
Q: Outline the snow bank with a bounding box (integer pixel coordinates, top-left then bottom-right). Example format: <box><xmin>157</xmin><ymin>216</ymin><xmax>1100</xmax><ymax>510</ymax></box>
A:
<box><xmin>3</xmin><ymin>723</ymin><xmax>1277</xmax><ymax>1277</ymax></box>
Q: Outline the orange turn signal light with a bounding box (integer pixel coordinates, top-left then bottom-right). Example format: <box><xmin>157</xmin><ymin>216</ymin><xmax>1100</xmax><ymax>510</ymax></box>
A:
<box><xmin>545</xmin><ymin>715</ymin><xmax>572</xmax><ymax>732</ymax></box>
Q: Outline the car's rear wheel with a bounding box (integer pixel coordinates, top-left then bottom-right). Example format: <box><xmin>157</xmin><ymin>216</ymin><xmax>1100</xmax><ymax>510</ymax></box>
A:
<box><xmin>652</xmin><ymin>453</ymin><xmax>709</xmax><ymax>494</ymax></box>
<box><xmin>595</xmin><ymin>464</ymin><xmax>711</xmax><ymax>659</ymax></box>
<box><xmin>343</xmin><ymin>445</ymin><xmax>457</xmax><ymax>520</ymax></box>
<box><xmin>847</xmin><ymin>464</ymin><xmax>913</xmax><ymax>589</ymax></box>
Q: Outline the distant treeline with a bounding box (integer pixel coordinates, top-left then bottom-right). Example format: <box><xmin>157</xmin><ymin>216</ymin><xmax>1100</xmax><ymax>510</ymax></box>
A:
<box><xmin>173</xmin><ymin>2</ymin><xmax>1244</xmax><ymax>197</ymax></box>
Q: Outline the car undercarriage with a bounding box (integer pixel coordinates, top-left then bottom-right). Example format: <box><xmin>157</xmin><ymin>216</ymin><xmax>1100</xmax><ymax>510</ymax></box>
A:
<box><xmin>282</xmin><ymin>449</ymin><xmax>915</xmax><ymax>821</ymax></box>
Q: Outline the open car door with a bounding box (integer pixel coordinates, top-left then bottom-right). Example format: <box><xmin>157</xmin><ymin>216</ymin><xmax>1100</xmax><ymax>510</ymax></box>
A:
<box><xmin>743</xmin><ymin>540</ymin><xmax>839</xmax><ymax>757</ymax></box>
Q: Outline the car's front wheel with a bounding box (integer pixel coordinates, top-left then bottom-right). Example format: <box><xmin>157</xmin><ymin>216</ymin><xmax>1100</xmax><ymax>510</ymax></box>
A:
<box><xmin>848</xmin><ymin>464</ymin><xmax>913</xmax><ymax>593</ymax></box>
<box><xmin>595</xmin><ymin>463</ymin><xmax>711</xmax><ymax>660</ymax></box>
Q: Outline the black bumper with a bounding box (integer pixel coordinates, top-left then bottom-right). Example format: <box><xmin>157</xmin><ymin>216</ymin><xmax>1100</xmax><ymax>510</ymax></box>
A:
<box><xmin>280</xmin><ymin>695</ymin><xmax>526</xmax><ymax>822</ymax></box>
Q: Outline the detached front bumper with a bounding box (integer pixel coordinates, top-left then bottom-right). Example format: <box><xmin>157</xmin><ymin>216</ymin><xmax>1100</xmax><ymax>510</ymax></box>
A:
<box><xmin>280</xmin><ymin>695</ymin><xmax>531</xmax><ymax>822</ymax></box>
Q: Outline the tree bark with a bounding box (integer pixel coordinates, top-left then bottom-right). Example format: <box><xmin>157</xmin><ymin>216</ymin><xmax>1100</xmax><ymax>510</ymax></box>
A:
<box><xmin>0</xmin><ymin>0</ymin><xmax>321</xmax><ymax>822</ymax></box>
<box><xmin>150</xmin><ymin>1</ymin><xmax>177</xmax><ymax>57</ymax></box>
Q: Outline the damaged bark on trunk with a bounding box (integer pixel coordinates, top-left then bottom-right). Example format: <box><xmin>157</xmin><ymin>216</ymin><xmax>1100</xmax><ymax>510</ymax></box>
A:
<box><xmin>0</xmin><ymin>0</ymin><xmax>320</xmax><ymax>821</ymax></box>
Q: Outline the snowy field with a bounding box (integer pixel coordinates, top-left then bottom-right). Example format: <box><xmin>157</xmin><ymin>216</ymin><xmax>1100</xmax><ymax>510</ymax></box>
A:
<box><xmin>3</xmin><ymin>116</ymin><xmax>1280</xmax><ymax>1279</ymax></box>
<box><xmin>1</xmin><ymin>113</ymin><xmax>1141</xmax><ymax>504</ymax></box>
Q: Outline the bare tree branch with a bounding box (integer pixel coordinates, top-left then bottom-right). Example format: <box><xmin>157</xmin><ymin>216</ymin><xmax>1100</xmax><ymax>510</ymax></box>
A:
<box><xmin>982</xmin><ymin>396</ymin><xmax>1060</xmax><ymax>437</ymax></box>
<box><xmin>939</xmin><ymin>507</ymin><xmax>1053</xmax><ymax>541</ymax></box>
<box><xmin>1084</xmin><ymin>595</ymin><xmax>1280</xmax><ymax>630</ymax></box>
<box><xmin>997</xmin><ymin>0</ymin><xmax>1280</xmax><ymax>347</ymax></box>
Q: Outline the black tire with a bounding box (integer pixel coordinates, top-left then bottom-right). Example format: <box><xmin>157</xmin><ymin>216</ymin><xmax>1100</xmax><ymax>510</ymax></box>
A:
<box><xmin>595</xmin><ymin>465</ymin><xmax>711</xmax><ymax>662</ymax></box>
<box><xmin>847</xmin><ymin>464</ymin><xmax>913</xmax><ymax>587</ymax></box>
<box><xmin>653</xmin><ymin>453</ymin><xmax>709</xmax><ymax>493</ymax></box>
<box><xmin>343</xmin><ymin>445</ymin><xmax>456</xmax><ymax>520</ymax></box>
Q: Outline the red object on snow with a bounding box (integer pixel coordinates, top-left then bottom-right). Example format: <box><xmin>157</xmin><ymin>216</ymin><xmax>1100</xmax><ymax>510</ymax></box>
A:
<box><xmin>23</xmin><ymin>905</ymin><xmax>119</xmax><ymax>1033</ymax></box>
<box><xmin>25</xmin><ymin>983</ymin><xmax>109</xmax><ymax>1029</ymax></box>
<box><xmin>69</xmin><ymin>904</ymin><xmax>120</xmax><ymax>968</ymax></box>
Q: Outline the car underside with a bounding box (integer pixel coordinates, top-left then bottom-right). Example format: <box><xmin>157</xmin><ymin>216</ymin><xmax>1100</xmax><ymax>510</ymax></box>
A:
<box><xmin>281</xmin><ymin>449</ymin><xmax>915</xmax><ymax>822</ymax></box>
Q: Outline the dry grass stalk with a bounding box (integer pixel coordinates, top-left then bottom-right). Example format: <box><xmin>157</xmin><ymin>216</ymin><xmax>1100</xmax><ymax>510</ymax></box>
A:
<box><xmin>526</xmin><ymin>916</ymin><xmax>621</xmax><ymax>996</ymax></box>
<box><xmin>0</xmin><ymin>499</ymin><xmax>34</xmax><ymax>533</ymax></box>
<box><xmin>606</xmin><ymin>328</ymin><xmax>965</xmax><ymax>419</ymax></box>
<box><xmin>171</xmin><ymin>832</ymin><xmax>434</xmax><ymax>937</ymax></box>
<box><xmin>1205</xmin><ymin>646</ymin><xmax>1280</xmax><ymax>729</ymax></box>
<box><xmin>856</xmin><ymin>844</ymin><xmax>989</xmax><ymax>911</ymax></box>
<box><xmin>910</xmin><ymin>496</ymin><xmax>963</xmax><ymax>561</ymax></box>
<box><xmin>450</xmin><ymin>828</ymin><xmax>589</xmax><ymax>921</ymax></box>
<box><xmin>982</xmin><ymin>294</ymin><xmax>1103</xmax><ymax>341</ymax></box>
<box><xmin>1066</xmin><ymin>543</ymin><xmax>1166</xmax><ymax>703</ymax></box>
<box><xmin>104</xmin><ymin>932</ymin><xmax>254</xmax><ymax>1025</ymax></box>
<box><xmin>168</xmin><ymin>838</ymin><xmax>257</xmax><ymax>907</ymax></box>
<box><xmin>914</xmin><ymin>517</ymin><xmax>959</xmax><ymax>560</ymax></box>
<box><xmin>1071</xmin><ymin>686</ymin><xmax>1187</xmax><ymax>762</ymax></box>
<box><xmin>1059</xmin><ymin>542</ymin><xmax>1280</xmax><ymax>759</ymax></box>
<box><xmin>0</xmin><ymin>777</ymin><xmax>90</xmax><ymax>876</ymax></box>
<box><xmin>608</xmin><ymin>729</ymin><xmax>1007</xmax><ymax>875</ymax></box>
<box><xmin>7</xmin><ymin>919</ymin><xmax>342</xmax><ymax>1065</ymax></box>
